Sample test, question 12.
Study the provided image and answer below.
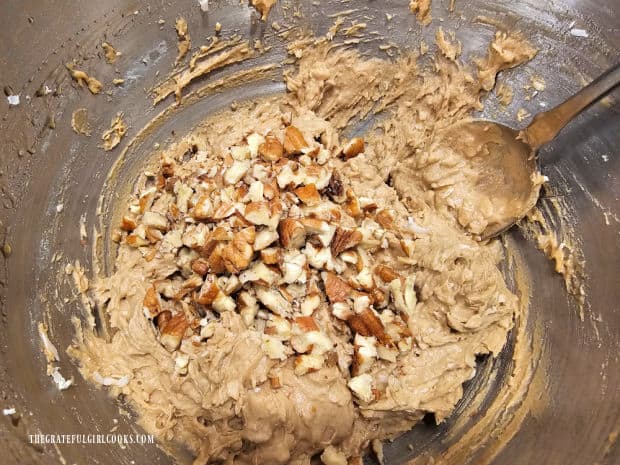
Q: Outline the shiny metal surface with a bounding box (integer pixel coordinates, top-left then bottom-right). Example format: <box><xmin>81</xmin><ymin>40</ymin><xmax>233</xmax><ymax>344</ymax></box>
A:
<box><xmin>0</xmin><ymin>1</ymin><xmax>618</xmax><ymax>465</ymax></box>
<box><xmin>474</xmin><ymin>63</ymin><xmax>620</xmax><ymax>239</ymax></box>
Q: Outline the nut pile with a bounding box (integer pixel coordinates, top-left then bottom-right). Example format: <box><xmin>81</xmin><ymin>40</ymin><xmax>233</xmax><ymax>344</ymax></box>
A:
<box><xmin>117</xmin><ymin>124</ymin><xmax>418</xmax><ymax>403</ymax></box>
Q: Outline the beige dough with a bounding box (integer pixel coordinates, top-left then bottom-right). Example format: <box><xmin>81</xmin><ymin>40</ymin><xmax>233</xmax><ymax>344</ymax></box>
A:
<box><xmin>70</xmin><ymin>29</ymin><xmax>537</xmax><ymax>465</ymax></box>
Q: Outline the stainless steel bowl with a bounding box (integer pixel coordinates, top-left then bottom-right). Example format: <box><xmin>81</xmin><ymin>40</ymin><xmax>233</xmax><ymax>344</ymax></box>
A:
<box><xmin>1</xmin><ymin>1</ymin><xmax>618</xmax><ymax>464</ymax></box>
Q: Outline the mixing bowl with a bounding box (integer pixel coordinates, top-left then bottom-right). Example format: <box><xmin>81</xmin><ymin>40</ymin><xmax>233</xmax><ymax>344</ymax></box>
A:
<box><xmin>0</xmin><ymin>1</ymin><xmax>618</xmax><ymax>464</ymax></box>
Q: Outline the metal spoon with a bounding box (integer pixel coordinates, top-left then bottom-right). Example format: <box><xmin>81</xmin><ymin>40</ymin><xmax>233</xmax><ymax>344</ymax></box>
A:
<box><xmin>458</xmin><ymin>62</ymin><xmax>620</xmax><ymax>240</ymax></box>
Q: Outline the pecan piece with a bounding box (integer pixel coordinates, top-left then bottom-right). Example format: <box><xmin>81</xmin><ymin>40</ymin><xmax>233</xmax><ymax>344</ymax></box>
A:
<box><xmin>330</xmin><ymin>227</ymin><xmax>362</xmax><ymax>256</ymax></box>
<box><xmin>283</xmin><ymin>125</ymin><xmax>307</xmax><ymax>155</ymax></box>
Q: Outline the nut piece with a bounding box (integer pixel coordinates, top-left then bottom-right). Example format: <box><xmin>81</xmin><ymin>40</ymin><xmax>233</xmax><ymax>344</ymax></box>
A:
<box><xmin>238</xmin><ymin>226</ymin><xmax>256</xmax><ymax>244</ymax></box>
<box><xmin>389</xmin><ymin>275</ymin><xmax>417</xmax><ymax>320</ymax></box>
<box><xmin>258</xmin><ymin>134</ymin><xmax>284</xmax><ymax>161</ymax></box>
<box><xmin>322</xmin><ymin>272</ymin><xmax>354</xmax><ymax>303</ymax></box>
<box><xmin>238</xmin><ymin>291</ymin><xmax>259</xmax><ymax>326</ymax></box>
<box><xmin>374</xmin><ymin>264</ymin><xmax>401</xmax><ymax>283</ymax></box>
<box><xmin>126</xmin><ymin>233</ymin><xmax>149</xmax><ymax>247</ymax></box>
<box><xmin>269</xmin><ymin>375</ymin><xmax>282</xmax><ymax>389</ymax></box>
<box><xmin>159</xmin><ymin>312</ymin><xmax>189</xmax><ymax>352</ymax></box>
<box><xmin>212</xmin><ymin>292</ymin><xmax>236</xmax><ymax>313</ymax></box>
<box><xmin>224</xmin><ymin>160</ymin><xmax>251</xmax><ymax>185</ymax></box>
<box><xmin>375</xmin><ymin>209</ymin><xmax>395</xmax><ymax>229</ymax></box>
<box><xmin>230</xmin><ymin>145</ymin><xmax>251</xmax><ymax>161</ymax></box>
<box><xmin>265</xmin><ymin>315</ymin><xmax>292</xmax><ymax>340</ymax></box>
<box><xmin>194</xmin><ymin>277</ymin><xmax>220</xmax><ymax>305</ymax></box>
<box><xmin>278</xmin><ymin>218</ymin><xmax>306</xmax><ymax>249</ymax></box>
<box><xmin>300</xmin><ymin>293</ymin><xmax>321</xmax><ymax>315</ymax></box>
<box><xmin>262</xmin><ymin>334</ymin><xmax>288</xmax><ymax>360</ymax></box>
<box><xmin>351</xmin><ymin>334</ymin><xmax>378</xmax><ymax>376</ymax></box>
<box><xmin>120</xmin><ymin>215</ymin><xmax>137</xmax><ymax>231</ymax></box>
<box><xmin>247</xmin><ymin>133</ymin><xmax>266</xmax><ymax>158</ymax></box>
<box><xmin>191</xmin><ymin>258</ymin><xmax>209</xmax><ymax>276</ymax></box>
<box><xmin>221</xmin><ymin>235</ymin><xmax>254</xmax><ymax>273</ymax></box>
<box><xmin>281</xmin><ymin>251</ymin><xmax>307</xmax><ymax>284</ymax></box>
<box><xmin>155</xmin><ymin>310</ymin><xmax>172</xmax><ymax>330</ymax></box>
<box><xmin>143</xmin><ymin>286</ymin><xmax>161</xmax><ymax>318</ymax></box>
<box><xmin>294</xmin><ymin>353</ymin><xmax>324</xmax><ymax>375</ymax></box>
<box><xmin>294</xmin><ymin>184</ymin><xmax>321</xmax><ymax>206</ymax></box>
<box><xmin>300</xmin><ymin>218</ymin><xmax>336</xmax><ymax>247</ymax></box>
<box><xmin>283</xmin><ymin>125</ymin><xmax>307</xmax><ymax>155</ymax></box>
<box><xmin>300</xmin><ymin>217</ymin><xmax>327</xmax><ymax>234</ymax></box>
<box><xmin>294</xmin><ymin>316</ymin><xmax>319</xmax><ymax>332</ymax></box>
<box><xmin>347</xmin><ymin>309</ymin><xmax>391</xmax><ymax>346</ymax></box>
<box><xmin>254</xmin><ymin>229</ymin><xmax>279</xmax><ymax>250</ymax></box>
<box><xmin>261</xmin><ymin>247</ymin><xmax>282</xmax><ymax>265</ymax></box>
<box><xmin>205</xmin><ymin>242</ymin><xmax>227</xmax><ymax>274</ymax></box>
<box><xmin>331</xmin><ymin>302</ymin><xmax>353</xmax><ymax>320</ymax></box>
<box><xmin>330</xmin><ymin>227</ymin><xmax>362</xmax><ymax>256</ymax></box>
<box><xmin>212</xmin><ymin>203</ymin><xmax>237</xmax><ymax>220</ymax></box>
<box><xmin>342</xmin><ymin>137</ymin><xmax>365</xmax><ymax>159</ymax></box>
<box><xmin>344</xmin><ymin>189</ymin><xmax>362</xmax><ymax>218</ymax></box>
<box><xmin>192</xmin><ymin>195</ymin><xmax>214</xmax><ymax>220</ymax></box>
<box><xmin>304</xmin><ymin>242</ymin><xmax>333</xmax><ymax>270</ymax></box>
<box><xmin>255</xmin><ymin>286</ymin><xmax>293</xmax><ymax>316</ymax></box>
<box><xmin>323</xmin><ymin>170</ymin><xmax>346</xmax><ymax>203</ymax></box>
<box><xmin>321</xmin><ymin>446</ymin><xmax>349</xmax><ymax>465</ymax></box>
<box><xmin>247</xmin><ymin>180</ymin><xmax>264</xmax><ymax>203</ymax></box>
<box><xmin>240</xmin><ymin>262</ymin><xmax>280</xmax><ymax>285</ymax></box>
<box><xmin>291</xmin><ymin>325</ymin><xmax>333</xmax><ymax>356</ymax></box>
<box><xmin>244</xmin><ymin>202</ymin><xmax>273</xmax><ymax>226</ymax></box>
<box><xmin>175</xmin><ymin>183</ymin><xmax>193</xmax><ymax>212</ymax></box>
<box><xmin>142</xmin><ymin>211</ymin><xmax>168</xmax><ymax>230</ymax></box>
<box><xmin>348</xmin><ymin>373</ymin><xmax>374</xmax><ymax>403</ymax></box>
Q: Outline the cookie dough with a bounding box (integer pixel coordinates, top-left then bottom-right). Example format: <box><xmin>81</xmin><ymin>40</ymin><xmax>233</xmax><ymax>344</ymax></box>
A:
<box><xmin>70</xmin><ymin>29</ymin><xmax>537</xmax><ymax>465</ymax></box>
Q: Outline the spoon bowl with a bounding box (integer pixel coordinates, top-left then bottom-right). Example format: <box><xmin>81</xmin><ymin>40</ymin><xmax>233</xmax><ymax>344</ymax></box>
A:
<box><xmin>443</xmin><ymin>120</ymin><xmax>540</xmax><ymax>239</ymax></box>
<box><xmin>462</xmin><ymin>62</ymin><xmax>620</xmax><ymax>239</ymax></box>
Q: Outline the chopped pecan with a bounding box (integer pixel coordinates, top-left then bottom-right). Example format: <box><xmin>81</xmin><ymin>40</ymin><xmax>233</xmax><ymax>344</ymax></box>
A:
<box><xmin>342</xmin><ymin>137</ymin><xmax>365</xmax><ymax>159</ymax></box>
<box><xmin>347</xmin><ymin>309</ymin><xmax>391</xmax><ymax>346</ymax></box>
<box><xmin>159</xmin><ymin>312</ymin><xmax>189</xmax><ymax>352</ymax></box>
<box><xmin>120</xmin><ymin>215</ymin><xmax>137</xmax><ymax>231</ymax></box>
<box><xmin>321</xmin><ymin>272</ymin><xmax>354</xmax><ymax>303</ymax></box>
<box><xmin>126</xmin><ymin>233</ymin><xmax>149</xmax><ymax>247</ymax></box>
<box><xmin>221</xmin><ymin>235</ymin><xmax>254</xmax><ymax>273</ymax></box>
<box><xmin>375</xmin><ymin>209</ymin><xmax>395</xmax><ymax>229</ymax></box>
<box><xmin>243</xmin><ymin>201</ymin><xmax>272</xmax><ymax>226</ymax></box>
<box><xmin>212</xmin><ymin>203</ymin><xmax>236</xmax><ymax>220</ymax></box>
<box><xmin>255</xmin><ymin>286</ymin><xmax>292</xmax><ymax>316</ymax></box>
<box><xmin>260</xmin><ymin>247</ymin><xmax>282</xmax><ymax>265</ymax></box>
<box><xmin>294</xmin><ymin>316</ymin><xmax>319</xmax><ymax>332</ymax></box>
<box><xmin>330</xmin><ymin>227</ymin><xmax>362</xmax><ymax>256</ymax></box>
<box><xmin>278</xmin><ymin>218</ymin><xmax>306</xmax><ymax>249</ymax></box>
<box><xmin>269</xmin><ymin>375</ymin><xmax>282</xmax><ymax>389</ymax></box>
<box><xmin>155</xmin><ymin>310</ymin><xmax>172</xmax><ymax>329</ymax></box>
<box><xmin>294</xmin><ymin>184</ymin><xmax>321</xmax><ymax>206</ymax></box>
<box><xmin>374</xmin><ymin>264</ymin><xmax>401</xmax><ymax>283</ymax></box>
<box><xmin>194</xmin><ymin>277</ymin><xmax>220</xmax><ymax>305</ymax></box>
<box><xmin>258</xmin><ymin>134</ymin><xmax>284</xmax><ymax>161</ymax></box>
<box><xmin>294</xmin><ymin>354</ymin><xmax>323</xmax><ymax>375</ymax></box>
<box><xmin>191</xmin><ymin>258</ymin><xmax>209</xmax><ymax>276</ymax></box>
<box><xmin>238</xmin><ymin>226</ymin><xmax>256</xmax><ymax>244</ymax></box>
<box><xmin>344</xmin><ymin>189</ymin><xmax>362</xmax><ymax>218</ymax></box>
<box><xmin>206</xmin><ymin>242</ymin><xmax>227</xmax><ymax>274</ymax></box>
<box><xmin>323</xmin><ymin>170</ymin><xmax>346</xmax><ymax>203</ymax></box>
<box><xmin>145</xmin><ymin>227</ymin><xmax>163</xmax><ymax>243</ymax></box>
<box><xmin>143</xmin><ymin>286</ymin><xmax>161</xmax><ymax>318</ymax></box>
<box><xmin>283</xmin><ymin>125</ymin><xmax>307</xmax><ymax>155</ymax></box>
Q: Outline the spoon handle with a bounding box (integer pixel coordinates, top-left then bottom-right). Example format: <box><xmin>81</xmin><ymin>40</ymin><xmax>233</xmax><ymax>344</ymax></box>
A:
<box><xmin>523</xmin><ymin>62</ymin><xmax>620</xmax><ymax>149</ymax></box>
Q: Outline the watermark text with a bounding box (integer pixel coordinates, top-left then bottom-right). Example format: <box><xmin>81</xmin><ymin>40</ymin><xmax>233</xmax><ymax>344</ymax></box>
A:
<box><xmin>28</xmin><ymin>434</ymin><xmax>154</xmax><ymax>445</ymax></box>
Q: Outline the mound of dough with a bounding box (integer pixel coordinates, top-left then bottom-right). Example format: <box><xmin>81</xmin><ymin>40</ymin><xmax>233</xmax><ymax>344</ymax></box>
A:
<box><xmin>70</xmin><ymin>30</ymin><xmax>535</xmax><ymax>465</ymax></box>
